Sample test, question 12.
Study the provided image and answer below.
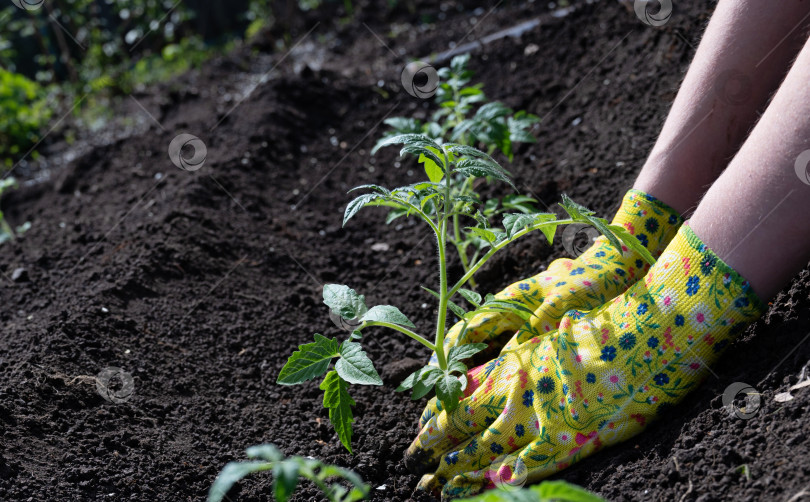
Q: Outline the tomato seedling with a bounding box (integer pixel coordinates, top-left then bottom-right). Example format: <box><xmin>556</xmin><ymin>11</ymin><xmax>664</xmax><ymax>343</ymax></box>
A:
<box><xmin>207</xmin><ymin>443</ymin><xmax>605</xmax><ymax>502</ymax></box>
<box><xmin>208</xmin><ymin>444</ymin><xmax>368</xmax><ymax>502</ymax></box>
<box><xmin>277</xmin><ymin>134</ymin><xmax>653</xmax><ymax>453</ymax></box>
<box><xmin>377</xmin><ymin>54</ymin><xmax>540</xmax><ymax>288</ymax></box>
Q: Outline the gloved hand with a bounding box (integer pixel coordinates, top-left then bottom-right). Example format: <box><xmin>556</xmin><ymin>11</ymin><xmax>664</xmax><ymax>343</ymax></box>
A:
<box><xmin>407</xmin><ymin>224</ymin><xmax>763</xmax><ymax>499</ymax></box>
<box><xmin>429</xmin><ymin>189</ymin><xmax>683</xmax><ymax>366</ymax></box>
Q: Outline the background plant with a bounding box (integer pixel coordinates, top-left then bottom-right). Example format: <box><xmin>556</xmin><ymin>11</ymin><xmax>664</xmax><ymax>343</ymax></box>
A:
<box><xmin>277</xmin><ymin>134</ymin><xmax>654</xmax><ymax>453</ymax></box>
<box><xmin>208</xmin><ymin>444</ymin><xmax>368</xmax><ymax>502</ymax></box>
<box><xmin>0</xmin><ymin>70</ymin><xmax>52</xmax><ymax>168</ymax></box>
<box><xmin>0</xmin><ymin>177</ymin><xmax>31</xmax><ymax>244</ymax></box>
<box><xmin>376</xmin><ymin>54</ymin><xmax>541</xmax><ymax>288</ymax></box>
<box><xmin>209</xmin><ymin>446</ymin><xmax>605</xmax><ymax>502</ymax></box>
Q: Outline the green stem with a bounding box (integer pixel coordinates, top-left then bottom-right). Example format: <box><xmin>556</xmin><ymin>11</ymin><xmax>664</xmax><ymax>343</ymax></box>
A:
<box><xmin>361</xmin><ymin>321</ymin><xmax>435</xmax><ymax>351</ymax></box>
<box><xmin>449</xmin><ymin>178</ymin><xmax>477</xmax><ymax>288</ymax></box>
<box><xmin>433</xmin><ymin>147</ymin><xmax>454</xmax><ymax>371</ymax></box>
<box><xmin>0</xmin><ymin>217</ymin><xmax>15</xmax><ymax>241</ymax></box>
<box><xmin>448</xmin><ymin>218</ymin><xmax>575</xmax><ymax>297</ymax></box>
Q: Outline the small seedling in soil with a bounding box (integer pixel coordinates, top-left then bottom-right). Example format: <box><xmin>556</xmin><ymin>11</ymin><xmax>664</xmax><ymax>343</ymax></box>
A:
<box><xmin>208</xmin><ymin>447</ymin><xmax>605</xmax><ymax>502</ymax></box>
<box><xmin>376</xmin><ymin>54</ymin><xmax>540</xmax><ymax>288</ymax></box>
<box><xmin>458</xmin><ymin>480</ymin><xmax>607</xmax><ymax>502</ymax></box>
<box><xmin>0</xmin><ymin>177</ymin><xmax>31</xmax><ymax>244</ymax></box>
<box><xmin>208</xmin><ymin>444</ymin><xmax>368</xmax><ymax>502</ymax></box>
<box><xmin>277</xmin><ymin>133</ymin><xmax>654</xmax><ymax>453</ymax></box>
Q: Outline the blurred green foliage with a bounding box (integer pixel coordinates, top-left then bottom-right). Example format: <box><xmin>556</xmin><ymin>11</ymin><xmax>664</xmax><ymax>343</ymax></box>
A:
<box><xmin>0</xmin><ymin>69</ymin><xmax>51</xmax><ymax>168</ymax></box>
<box><xmin>0</xmin><ymin>0</ymin><xmax>263</xmax><ymax>167</ymax></box>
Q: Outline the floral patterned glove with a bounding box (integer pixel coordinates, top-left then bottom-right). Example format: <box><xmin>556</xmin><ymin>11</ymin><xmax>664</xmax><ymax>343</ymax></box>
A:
<box><xmin>407</xmin><ymin>224</ymin><xmax>764</xmax><ymax>499</ymax></box>
<box><xmin>429</xmin><ymin>189</ymin><xmax>683</xmax><ymax>366</ymax></box>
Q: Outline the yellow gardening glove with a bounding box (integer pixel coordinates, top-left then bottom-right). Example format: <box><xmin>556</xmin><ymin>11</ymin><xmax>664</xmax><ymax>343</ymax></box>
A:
<box><xmin>429</xmin><ymin>189</ymin><xmax>683</xmax><ymax>366</ymax></box>
<box><xmin>407</xmin><ymin>224</ymin><xmax>764</xmax><ymax>499</ymax></box>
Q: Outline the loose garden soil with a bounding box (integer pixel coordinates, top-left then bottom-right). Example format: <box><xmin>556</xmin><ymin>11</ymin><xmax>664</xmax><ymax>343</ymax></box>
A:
<box><xmin>2</xmin><ymin>0</ymin><xmax>810</xmax><ymax>500</ymax></box>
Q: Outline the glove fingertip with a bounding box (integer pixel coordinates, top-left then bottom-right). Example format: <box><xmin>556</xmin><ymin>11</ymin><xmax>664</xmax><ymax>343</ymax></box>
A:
<box><xmin>404</xmin><ymin>446</ymin><xmax>439</xmax><ymax>476</ymax></box>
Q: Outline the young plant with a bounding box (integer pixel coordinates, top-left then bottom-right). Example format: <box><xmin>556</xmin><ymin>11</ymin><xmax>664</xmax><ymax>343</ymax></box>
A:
<box><xmin>277</xmin><ymin>134</ymin><xmax>654</xmax><ymax>453</ymax></box>
<box><xmin>208</xmin><ymin>444</ymin><xmax>368</xmax><ymax>502</ymax></box>
<box><xmin>208</xmin><ymin>445</ymin><xmax>605</xmax><ymax>502</ymax></box>
<box><xmin>459</xmin><ymin>480</ymin><xmax>607</xmax><ymax>502</ymax></box>
<box><xmin>376</xmin><ymin>54</ymin><xmax>541</xmax><ymax>288</ymax></box>
<box><xmin>0</xmin><ymin>177</ymin><xmax>31</xmax><ymax>244</ymax></box>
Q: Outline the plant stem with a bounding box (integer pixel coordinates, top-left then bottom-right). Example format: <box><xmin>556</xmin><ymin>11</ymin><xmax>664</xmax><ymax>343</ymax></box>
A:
<box><xmin>0</xmin><ymin>217</ymin><xmax>15</xmax><ymax>241</ymax></box>
<box><xmin>361</xmin><ymin>321</ymin><xmax>435</xmax><ymax>351</ymax></box>
<box><xmin>433</xmin><ymin>147</ymin><xmax>453</xmax><ymax>371</ymax></box>
<box><xmin>448</xmin><ymin>218</ymin><xmax>575</xmax><ymax>297</ymax></box>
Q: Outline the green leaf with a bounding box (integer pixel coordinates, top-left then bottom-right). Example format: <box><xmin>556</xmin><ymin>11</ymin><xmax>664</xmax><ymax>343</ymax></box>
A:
<box><xmin>456</xmin><ymin>480</ymin><xmax>607</xmax><ymax>502</ymax></box>
<box><xmin>501</xmin><ymin>194</ymin><xmax>538</xmax><ymax>214</ymax></box>
<box><xmin>421</xmin><ymin>285</ymin><xmax>441</xmax><ymax>300</ymax></box>
<box><xmin>245</xmin><ymin>444</ymin><xmax>283</xmax><ymax>462</ymax></box>
<box><xmin>273</xmin><ymin>461</ymin><xmax>300</xmax><ymax>502</ymax></box>
<box><xmin>448</xmin><ymin>360</ymin><xmax>467</xmax><ymax>374</ymax></box>
<box><xmin>465</xmin><ymin>227</ymin><xmax>504</xmax><ymax>244</ymax></box>
<box><xmin>370</xmin><ymin>133</ymin><xmax>441</xmax><ymax>156</ymax></box>
<box><xmin>450</xmin><ymin>53</ymin><xmax>471</xmax><ymax>71</ymax></box>
<box><xmin>448</xmin><ymin>343</ymin><xmax>488</xmax><ymax>364</ymax></box>
<box><xmin>419</xmin><ymin>153</ymin><xmax>445</xmax><ymax>183</ymax></box>
<box><xmin>384</xmin><ymin>205</ymin><xmax>408</xmax><ymax>224</ymax></box>
<box><xmin>447</xmin><ymin>300</ymin><xmax>466</xmax><ymax>319</ymax></box>
<box><xmin>459</xmin><ymin>85</ymin><xmax>483</xmax><ymax>96</ymax></box>
<box><xmin>320</xmin><ymin>371</ymin><xmax>355</xmax><ymax>453</ymax></box>
<box><xmin>607</xmin><ymin>224</ymin><xmax>656</xmax><ymax>266</ymax></box>
<box><xmin>502</xmin><ymin>212</ymin><xmax>558</xmax><ymax>240</ymax></box>
<box><xmin>343</xmin><ymin>193</ymin><xmax>382</xmax><ymax>227</ymax></box>
<box><xmin>436</xmin><ymin>373</ymin><xmax>464</xmax><ymax>412</ymax></box>
<box><xmin>348</xmin><ymin>184</ymin><xmax>391</xmax><ymax>195</ymax></box>
<box><xmin>471</xmin><ymin>295</ymin><xmax>535</xmax><ymax>322</ymax></box>
<box><xmin>400</xmin><ymin>144</ymin><xmax>444</xmax><ymax>171</ymax></box>
<box><xmin>454</xmin><ymin>195</ymin><xmax>480</xmax><ymax>205</ymax></box>
<box><xmin>316</xmin><ymin>465</ymin><xmax>369</xmax><ymax>500</ymax></box>
<box><xmin>457</xmin><ymin>288</ymin><xmax>482</xmax><ymax>307</ymax></box>
<box><xmin>335</xmin><ymin>341</ymin><xmax>383</xmax><ymax>386</ymax></box>
<box><xmin>322</xmin><ymin>284</ymin><xmax>368</xmax><ymax>320</ymax></box>
<box><xmin>208</xmin><ymin>461</ymin><xmax>273</xmax><ymax>502</ymax></box>
<box><xmin>360</xmin><ymin>304</ymin><xmax>416</xmax><ymax>328</ymax></box>
<box><xmin>444</xmin><ymin>143</ymin><xmax>497</xmax><ymax>163</ymax></box>
<box><xmin>397</xmin><ymin>366</ymin><xmax>443</xmax><ymax>399</ymax></box>
<box><xmin>532</xmin><ymin>480</ymin><xmax>608</xmax><ymax>502</ymax></box>
<box><xmin>382</xmin><ymin>117</ymin><xmax>423</xmax><ymax>133</ymax></box>
<box><xmin>455</xmin><ymin>158</ymin><xmax>515</xmax><ymax>190</ymax></box>
<box><xmin>277</xmin><ymin>334</ymin><xmax>339</xmax><ymax>385</ymax></box>
<box><xmin>475</xmin><ymin>101</ymin><xmax>512</xmax><ymax>121</ymax></box>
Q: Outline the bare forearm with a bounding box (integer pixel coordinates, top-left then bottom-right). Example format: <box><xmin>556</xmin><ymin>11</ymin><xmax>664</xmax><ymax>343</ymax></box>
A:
<box><xmin>634</xmin><ymin>0</ymin><xmax>810</xmax><ymax>214</ymax></box>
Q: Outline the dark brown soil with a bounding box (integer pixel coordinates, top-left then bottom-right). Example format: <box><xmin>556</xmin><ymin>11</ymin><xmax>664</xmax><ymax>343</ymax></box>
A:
<box><xmin>2</xmin><ymin>1</ymin><xmax>810</xmax><ymax>501</ymax></box>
